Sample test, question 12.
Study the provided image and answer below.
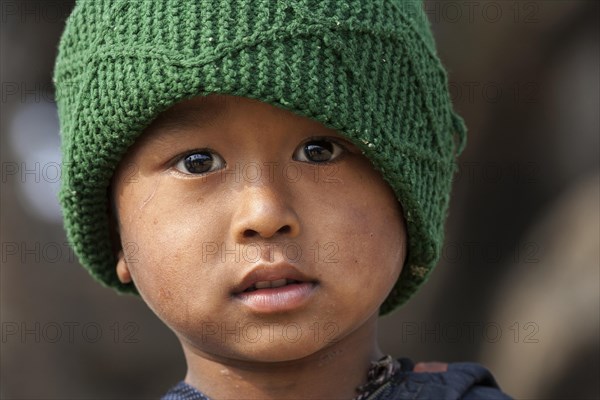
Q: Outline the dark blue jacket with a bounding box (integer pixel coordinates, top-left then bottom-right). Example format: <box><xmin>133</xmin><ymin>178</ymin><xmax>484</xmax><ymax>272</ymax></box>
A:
<box><xmin>162</xmin><ymin>358</ymin><xmax>512</xmax><ymax>400</ymax></box>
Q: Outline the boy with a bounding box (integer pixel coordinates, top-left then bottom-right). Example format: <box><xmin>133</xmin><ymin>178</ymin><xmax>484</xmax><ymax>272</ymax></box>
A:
<box><xmin>54</xmin><ymin>1</ymin><xmax>511</xmax><ymax>399</ymax></box>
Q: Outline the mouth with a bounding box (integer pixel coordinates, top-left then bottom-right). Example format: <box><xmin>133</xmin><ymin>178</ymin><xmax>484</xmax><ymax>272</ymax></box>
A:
<box><xmin>232</xmin><ymin>265</ymin><xmax>318</xmax><ymax>313</ymax></box>
<box><xmin>242</xmin><ymin>278</ymin><xmax>304</xmax><ymax>292</ymax></box>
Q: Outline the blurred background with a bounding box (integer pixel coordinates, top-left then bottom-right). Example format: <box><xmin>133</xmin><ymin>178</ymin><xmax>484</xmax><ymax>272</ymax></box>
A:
<box><xmin>1</xmin><ymin>0</ymin><xmax>598</xmax><ymax>398</ymax></box>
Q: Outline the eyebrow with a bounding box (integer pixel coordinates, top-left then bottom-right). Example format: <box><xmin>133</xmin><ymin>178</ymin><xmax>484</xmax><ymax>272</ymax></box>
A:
<box><xmin>145</xmin><ymin>98</ymin><xmax>228</xmax><ymax>137</ymax></box>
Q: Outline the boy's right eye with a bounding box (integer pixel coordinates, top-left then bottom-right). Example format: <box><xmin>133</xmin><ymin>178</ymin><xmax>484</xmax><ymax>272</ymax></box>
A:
<box><xmin>174</xmin><ymin>150</ymin><xmax>225</xmax><ymax>175</ymax></box>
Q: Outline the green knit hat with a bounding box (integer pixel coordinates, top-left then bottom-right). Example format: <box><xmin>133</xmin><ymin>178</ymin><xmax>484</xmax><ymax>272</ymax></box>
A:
<box><xmin>54</xmin><ymin>0</ymin><xmax>466</xmax><ymax>314</ymax></box>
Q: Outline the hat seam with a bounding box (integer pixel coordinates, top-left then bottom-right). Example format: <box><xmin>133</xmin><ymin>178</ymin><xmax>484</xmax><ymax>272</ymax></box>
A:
<box><xmin>55</xmin><ymin>20</ymin><xmax>447</xmax><ymax>82</ymax></box>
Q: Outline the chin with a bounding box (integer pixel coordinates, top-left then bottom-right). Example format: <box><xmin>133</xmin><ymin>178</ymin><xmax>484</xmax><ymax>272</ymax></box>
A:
<box><xmin>192</xmin><ymin>322</ymin><xmax>336</xmax><ymax>364</ymax></box>
<box><xmin>232</xmin><ymin>338</ymin><xmax>329</xmax><ymax>363</ymax></box>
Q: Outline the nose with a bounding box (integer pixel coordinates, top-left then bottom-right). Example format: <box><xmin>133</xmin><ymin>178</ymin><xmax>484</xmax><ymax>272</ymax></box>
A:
<box><xmin>230</xmin><ymin>185</ymin><xmax>301</xmax><ymax>242</ymax></box>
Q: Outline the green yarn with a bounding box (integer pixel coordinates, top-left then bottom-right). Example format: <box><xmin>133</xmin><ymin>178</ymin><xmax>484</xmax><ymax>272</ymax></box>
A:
<box><xmin>54</xmin><ymin>0</ymin><xmax>466</xmax><ymax>314</ymax></box>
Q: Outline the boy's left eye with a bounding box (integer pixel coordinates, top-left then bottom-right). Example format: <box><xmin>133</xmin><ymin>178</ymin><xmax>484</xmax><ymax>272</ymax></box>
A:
<box><xmin>293</xmin><ymin>139</ymin><xmax>344</xmax><ymax>163</ymax></box>
<box><xmin>174</xmin><ymin>150</ymin><xmax>225</xmax><ymax>175</ymax></box>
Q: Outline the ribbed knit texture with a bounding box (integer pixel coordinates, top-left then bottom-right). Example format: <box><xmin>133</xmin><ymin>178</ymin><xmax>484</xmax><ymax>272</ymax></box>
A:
<box><xmin>54</xmin><ymin>0</ymin><xmax>466</xmax><ymax>314</ymax></box>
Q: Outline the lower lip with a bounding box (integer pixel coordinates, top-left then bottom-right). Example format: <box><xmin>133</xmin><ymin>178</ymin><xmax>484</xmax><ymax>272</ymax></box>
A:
<box><xmin>235</xmin><ymin>282</ymin><xmax>316</xmax><ymax>313</ymax></box>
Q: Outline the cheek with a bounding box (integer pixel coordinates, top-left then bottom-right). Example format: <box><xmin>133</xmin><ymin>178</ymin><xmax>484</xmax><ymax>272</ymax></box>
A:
<box><xmin>338</xmin><ymin>201</ymin><xmax>404</xmax><ymax>294</ymax></box>
<box><xmin>116</xmin><ymin>182</ymin><xmax>228</xmax><ymax>327</ymax></box>
<box><xmin>305</xmin><ymin>162</ymin><xmax>406</xmax><ymax>311</ymax></box>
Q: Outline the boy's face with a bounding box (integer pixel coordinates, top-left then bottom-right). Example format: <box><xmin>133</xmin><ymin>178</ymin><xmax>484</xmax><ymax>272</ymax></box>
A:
<box><xmin>112</xmin><ymin>95</ymin><xmax>406</xmax><ymax>362</ymax></box>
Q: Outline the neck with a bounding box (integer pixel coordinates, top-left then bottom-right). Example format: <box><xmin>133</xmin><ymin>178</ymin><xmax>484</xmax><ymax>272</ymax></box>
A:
<box><xmin>181</xmin><ymin>315</ymin><xmax>383</xmax><ymax>400</ymax></box>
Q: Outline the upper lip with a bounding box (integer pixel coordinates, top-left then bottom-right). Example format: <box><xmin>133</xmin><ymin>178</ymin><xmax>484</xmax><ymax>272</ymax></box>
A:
<box><xmin>232</xmin><ymin>263</ymin><xmax>316</xmax><ymax>294</ymax></box>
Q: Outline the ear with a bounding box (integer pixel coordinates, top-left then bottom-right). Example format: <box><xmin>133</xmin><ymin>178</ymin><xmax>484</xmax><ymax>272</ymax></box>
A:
<box><xmin>116</xmin><ymin>250</ymin><xmax>133</xmax><ymax>284</ymax></box>
<box><xmin>108</xmin><ymin>183</ymin><xmax>132</xmax><ymax>284</ymax></box>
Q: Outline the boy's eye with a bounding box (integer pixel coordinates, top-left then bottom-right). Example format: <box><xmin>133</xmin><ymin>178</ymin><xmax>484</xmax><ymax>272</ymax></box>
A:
<box><xmin>174</xmin><ymin>150</ymin><xmax>225</xmax><ymax>175</ymax></box>
<box><xmin>294</xmin><ymin>139</ymin><xmax>344</xmax><ymax>163</ymax></box>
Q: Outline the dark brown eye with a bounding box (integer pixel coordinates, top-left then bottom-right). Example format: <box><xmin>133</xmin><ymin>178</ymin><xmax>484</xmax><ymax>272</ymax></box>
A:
<box><xmin>294</xmin><ymin>139</ymin><xmax>343</xmax><ymax>163</ymax></box>
<box><xmin>175</xmin><ymin>150</ymin><xmax>225</xmax><ymax>175</ymax></box>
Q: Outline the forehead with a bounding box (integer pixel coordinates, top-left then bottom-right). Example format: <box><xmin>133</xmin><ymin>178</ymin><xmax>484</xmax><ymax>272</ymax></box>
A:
<box><xmin>146</xmin><ymin>95</ymin><xmax>237</xmax><ymax>135</ymax></box>
<box><xmin>140</xmin><ymin>95</ymin><xmax>342</xmax><ymax>144</ymax></box>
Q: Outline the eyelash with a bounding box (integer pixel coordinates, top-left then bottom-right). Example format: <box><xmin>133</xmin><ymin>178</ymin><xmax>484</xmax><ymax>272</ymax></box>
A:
<box><xmin>170</xmin><ymin>137</ymin><xmax>347</xmax><ymax>175</ymax></box>
<box><xmin>171</xmin><ymin>148</ymin><xmax>225</xmax><ymax>176</ymax></box>
<box><xmin>292</xmin><ymin>137</ymin><xmax>347</xmax><ymax>165</ymax></box>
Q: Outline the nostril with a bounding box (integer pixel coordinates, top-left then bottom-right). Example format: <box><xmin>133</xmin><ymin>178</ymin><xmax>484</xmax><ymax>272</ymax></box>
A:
<box><xmin>241</xmin><ymin>225</ymin><xmax>291</xmax><ymax>239</ymax></box>
<box><xmin>277</xmin><ymin>225</ymin><xmax>291</xmax><ymax>235</ymax></box>
<box><xmin>243</xmin><ymin>229</ymin><xmax>259</xmax><ymax>238</ymax></box>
